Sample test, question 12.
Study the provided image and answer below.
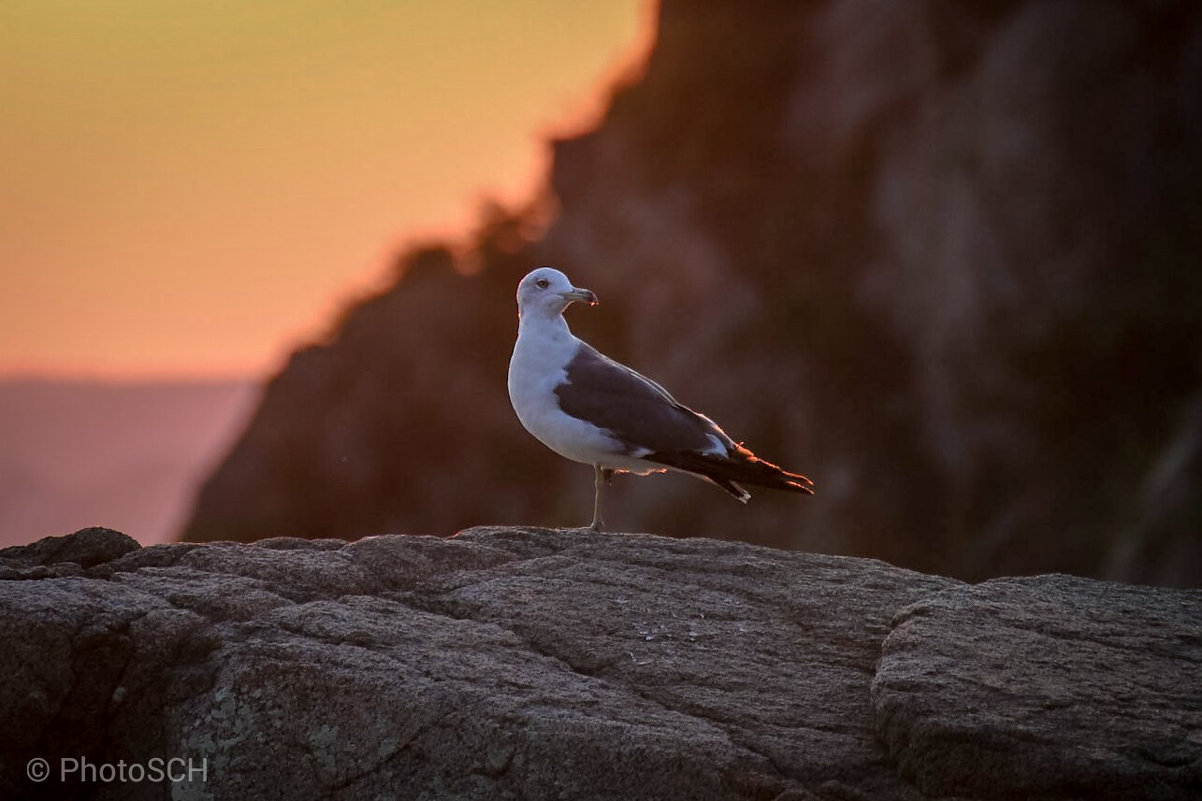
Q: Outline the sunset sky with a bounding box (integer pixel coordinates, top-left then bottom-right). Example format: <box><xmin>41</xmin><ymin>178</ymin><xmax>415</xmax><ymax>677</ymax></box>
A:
<box><xmin>1</xmin><ymin>1</ymin><xmax>649</xmax><ymax>379</ymax></box>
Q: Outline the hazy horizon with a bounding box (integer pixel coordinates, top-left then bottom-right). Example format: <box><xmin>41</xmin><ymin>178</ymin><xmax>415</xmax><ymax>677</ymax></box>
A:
<box><xmin>0</xmin><ymin>376</ymin><xmax>259</xmax><ymax>548</ymax></box>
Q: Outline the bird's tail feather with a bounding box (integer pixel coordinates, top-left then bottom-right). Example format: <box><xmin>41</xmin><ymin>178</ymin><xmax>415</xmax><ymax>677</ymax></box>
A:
<box><xmin>645</xmin><ymin>449</ymin><xmax>814</xmax><ymax>502</ymax></box>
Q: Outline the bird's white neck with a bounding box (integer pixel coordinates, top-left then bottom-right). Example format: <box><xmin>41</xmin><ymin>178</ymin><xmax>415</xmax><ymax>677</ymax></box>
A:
<box><xmin>512</xmin><ymin>309</ymin><xmax>580</xmax><ymax>388</ymax></box>
<box><xmin>518</xmin><ymin>309</ymin><xmax>573</xmax><ymax>342</ymax></box>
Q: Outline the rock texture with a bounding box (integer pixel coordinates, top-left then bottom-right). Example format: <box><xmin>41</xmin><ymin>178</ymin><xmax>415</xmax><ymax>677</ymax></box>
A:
<box><xmin>3</xmin><ymin>528</ymin><xmax>1199</xmax><ymax>800</ymax></box>
<box><xmin>874</xmin><ymin>576</ymin><xmax>1202</xmax><ymax>800</ymax></box>
<box><xmin>181</xmin><ymin>1</ymin><xmax>1202</xmax><ymax>588</ymax></box>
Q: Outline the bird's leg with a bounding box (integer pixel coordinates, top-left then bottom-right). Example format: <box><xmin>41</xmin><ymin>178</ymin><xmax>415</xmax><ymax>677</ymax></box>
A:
<box><xmin>590</xmin><ymin>465</ymin><xmax>614</xmax><ymax>531</ymax></box>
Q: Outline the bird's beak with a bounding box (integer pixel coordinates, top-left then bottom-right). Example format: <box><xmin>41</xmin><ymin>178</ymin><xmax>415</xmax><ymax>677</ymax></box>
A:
<box><xmin>563</xmin><ymin>287</ymin><xmax>599</xmax><ymax>307</ymax></box>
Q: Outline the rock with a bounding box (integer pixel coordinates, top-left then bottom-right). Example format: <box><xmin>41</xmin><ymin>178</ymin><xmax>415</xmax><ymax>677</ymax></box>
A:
<box><xmin>0</xmin><ymin>526</ymin><xmax>140</xmax><ymax>578</ymax></box>
<box><xmin>873</xmin><ymin>575</ymin><xmax>1202</xmax><ymax>800</ymax></box>
<box><xmin>3</xmin><ymin>528</ymin><xmax>1198</xmax><ymax>800</ymax></box>
<box><xmin>181</xmin><ymin>1</ymin><xmax>1202</xmax><ymax>590</ymax></box>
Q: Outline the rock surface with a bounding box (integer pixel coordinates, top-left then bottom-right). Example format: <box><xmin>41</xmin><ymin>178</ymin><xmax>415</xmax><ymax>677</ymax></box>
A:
<box><xmin>3</xmin><ymin>528</ymin><xmax>1199</xmax><ymax>800</ymax></box>
<box><xmin>874</xmin><ymin>576</ymin><xmax>1202</xmax><ymax>800</ymax></box>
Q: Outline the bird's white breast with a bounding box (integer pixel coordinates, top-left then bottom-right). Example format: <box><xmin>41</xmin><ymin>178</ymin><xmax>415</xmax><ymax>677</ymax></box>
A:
<box><xmin>508</xmin><ymin>318</ymin><xmax>639</xmax><ymax>469</ymax></box>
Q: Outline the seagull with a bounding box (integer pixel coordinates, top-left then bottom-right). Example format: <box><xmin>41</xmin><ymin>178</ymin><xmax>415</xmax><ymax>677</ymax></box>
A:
<box><xmin>507</xmin><ymin>266</ymin><xmax>814</xmax><ymax>531</ymax></box>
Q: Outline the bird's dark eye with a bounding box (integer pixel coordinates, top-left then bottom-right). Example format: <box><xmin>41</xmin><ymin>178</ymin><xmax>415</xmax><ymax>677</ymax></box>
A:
<box><xmin>535</xmin><ymin>278</ymin><xmax>550</xmax><ymax>289</ymax></box>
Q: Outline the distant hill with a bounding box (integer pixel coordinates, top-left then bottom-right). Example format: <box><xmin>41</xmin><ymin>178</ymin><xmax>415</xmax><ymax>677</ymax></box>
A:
<box><xmin>184</xmin><ymin>2</ymin><xmax>1202</xmax><ymax>588</ymax></box>
<box><xmin>0</xmin><ymin>379</ymin><xmax>256</xmax><ymax>547</ymax></box>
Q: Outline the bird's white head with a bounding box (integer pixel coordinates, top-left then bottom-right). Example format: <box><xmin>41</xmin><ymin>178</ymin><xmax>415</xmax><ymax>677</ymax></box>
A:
<box><xmin>516</xmin><ymin>266</ymin><xmax>598</xmax><ymax>320</ymax></box>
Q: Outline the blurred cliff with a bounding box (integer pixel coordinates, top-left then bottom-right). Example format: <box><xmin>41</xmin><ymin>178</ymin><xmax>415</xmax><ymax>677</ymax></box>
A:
<box><xmin>182</xmin><ymin>1</ymin><xmax>1202</xmax><ymax>587</ymax></box>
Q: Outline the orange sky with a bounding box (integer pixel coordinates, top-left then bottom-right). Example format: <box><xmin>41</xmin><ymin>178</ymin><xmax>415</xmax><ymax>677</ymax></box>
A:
<box><xmin>0</xmin><ymin>1</ymin><xmax>650</xmax><ymax>379</ymax></box>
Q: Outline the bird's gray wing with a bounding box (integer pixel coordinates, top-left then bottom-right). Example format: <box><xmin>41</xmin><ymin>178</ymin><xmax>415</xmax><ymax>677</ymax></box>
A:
<box><xmin>554</xmin><ymin>342</ymin><xmax>724</xmax><ymax>455</ymax></box>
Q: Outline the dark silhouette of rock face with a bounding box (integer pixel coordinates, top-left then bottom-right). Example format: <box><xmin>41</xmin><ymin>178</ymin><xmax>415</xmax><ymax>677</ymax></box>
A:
<box><xmin>183</xmin><ymin>2</ymin><xmax>1202</xmax><ymax>587</ymax></box>
<box><xmin>2</xmin><ymin>528</ymin><xmax>1199</xmax><ymax>800</ymax></box>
